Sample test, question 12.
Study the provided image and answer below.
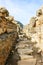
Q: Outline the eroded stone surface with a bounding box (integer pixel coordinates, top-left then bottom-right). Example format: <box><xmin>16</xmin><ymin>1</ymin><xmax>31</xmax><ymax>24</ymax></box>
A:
<box><xmin>0</xmin><ymin>7</ymin><xmax>17</xmax><ymax>65</ymax></box>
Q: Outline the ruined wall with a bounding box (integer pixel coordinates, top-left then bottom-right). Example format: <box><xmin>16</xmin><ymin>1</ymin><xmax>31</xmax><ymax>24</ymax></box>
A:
<box><xmin>23</xmin><ymin>6</ymin><xmax>43</xmax><ymax>52</ymax></box>
<box><xmin>0</xmin><ymin>7</ymin><xmax>17</xmax><ymax>65</ymax></box>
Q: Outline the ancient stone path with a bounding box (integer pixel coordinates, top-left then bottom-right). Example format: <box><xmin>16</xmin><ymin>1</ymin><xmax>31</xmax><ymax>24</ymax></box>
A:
<box><xmin>5</xmin><ymin>39</ymin><xmax>43</xmax><ymax>65</ymax></box>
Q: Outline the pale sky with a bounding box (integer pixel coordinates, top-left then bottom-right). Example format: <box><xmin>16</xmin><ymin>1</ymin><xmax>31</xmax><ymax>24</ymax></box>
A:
<box><xmin>0</xmin><ymin>0</ymin><xmax>43</xmax><ymax>25</ymax></box>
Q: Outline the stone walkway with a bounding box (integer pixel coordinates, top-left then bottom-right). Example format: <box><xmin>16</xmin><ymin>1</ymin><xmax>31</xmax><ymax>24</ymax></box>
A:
<box><xmin>5</xmin><ymin>39</ymin><xmax>43</xmax><ymax>65</ymax></box>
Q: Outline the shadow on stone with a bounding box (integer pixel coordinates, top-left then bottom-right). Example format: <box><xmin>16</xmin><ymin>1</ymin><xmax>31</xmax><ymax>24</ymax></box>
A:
<box><xmin>5</xmin><ymin>44</ymin><xmax>21</xmax><ymax>65</ymax></box>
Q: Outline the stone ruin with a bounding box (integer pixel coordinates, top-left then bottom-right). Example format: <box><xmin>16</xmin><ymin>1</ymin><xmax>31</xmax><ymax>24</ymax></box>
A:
<box><xmin>21</xmin><ymin>6</ymin><xmax>43</xmax><ymax>65</ymax></box>
<box><xmin>0</xmin><ymin>7</ymin><xmax>18</xmax><ymax>65</ymax></box>
<box><xmin>31</xmin><ymin>7</ymin><xmax>43</xmax><ymax>51</ymax></box>
<box><xmin>23</xmin><ymin>6</ymin><xmax>43</xmax><ymax>52</ymax></box>
<box><xmin>0</xmin><ymin>6</ymin><xmax>43</xmax><ymax>65</ymax></box>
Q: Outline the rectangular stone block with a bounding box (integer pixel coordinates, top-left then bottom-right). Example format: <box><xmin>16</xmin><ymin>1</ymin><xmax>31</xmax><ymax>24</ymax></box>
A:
<box><xmin>18</xmin><ymin>59</ymin><xmax>36</xmax><ymax>65</ymax></box>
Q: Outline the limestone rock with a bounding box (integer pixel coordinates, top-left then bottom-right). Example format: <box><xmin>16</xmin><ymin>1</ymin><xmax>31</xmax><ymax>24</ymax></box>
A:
<box><xmin>36</xmin><ymin>9</ymin><xmax>42</xmax><ymax>16</ymax></box>
<box><xmin>18</xmin><ymin>49</ymin><xmax>33</xmax><ymax>55</ymax></box>
<box><xmin>0</xmin><ymin>7</ymin><xmax>9</xmax><ymax>17</ymax></box>
<box><xmin>23</xmin><ymin>24</ymin><xmax>31</xmax><ymax>37</ymax></box>
<box><xmin>19</xmin><ymin>55</ymin><xmax>33</xmax><ymax>60</ymax></box>
<box><xmin>5</xmin><ymin>16</ymin><xmax>14</xmax><ymax>21</ymax></box>
<box><xmin>0</xmin><ymin>7</ymin><xmax>17</xmax><ymax>65</ymax></box>
<box><xmin>18</xmin><ymin>58</ymin><xmax>36</xmax><ymax>65</ymax></box>
<box><xmin>0</xmin><ymin>33</ymin><xmax>16</xmax><ymax>65</ymax></box>
<box><xmin>30</xmin><ymin>17</ymin><xmax>36</xmax><ymax>27</ymax></box>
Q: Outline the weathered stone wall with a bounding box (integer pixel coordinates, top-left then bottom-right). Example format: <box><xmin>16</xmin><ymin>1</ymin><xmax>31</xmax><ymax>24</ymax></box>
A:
<box><xmin>0</xmin><ymin>7</ymin><xmax>17</xmax><ymax>65</ymax></box>
<box><xmin>31</xmin><ymin>7</ymin><xmax>43</xmax><ymax>52</ymax></box>
<box><xmin>23</xmin><ymin>6</ymin><xmax>43</xmax><ymax>52</ymax></box>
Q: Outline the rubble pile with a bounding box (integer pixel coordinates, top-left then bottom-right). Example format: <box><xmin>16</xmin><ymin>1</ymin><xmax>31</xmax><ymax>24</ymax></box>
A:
<box><xmin>23</xmin><ymin>6</ymin><xmax>43</xmax><ymax>52</ymax></box>
<box><xmin>0</xmin><ymin>7</ymin><xmax>17</xmax><ymax>65</ymax></box>
<box><xmin>20</xmin><ymin>6</ymin><xmax>43</xmax><ymax>65</ymax></box>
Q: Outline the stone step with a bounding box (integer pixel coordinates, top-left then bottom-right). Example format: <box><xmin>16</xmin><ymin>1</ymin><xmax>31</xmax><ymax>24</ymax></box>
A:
<box><xmin>19</xmin><ymin>55</ymin><xmax>33</xmax><ymax>60</ymax></box>
<box><xmin>18</xmin><ymin>49</ymin><xmax>33</xmax><ymax>55</ymax></box>
<box><xmin>18</xmin><ymin>59</ymin><xmax>36</xmax><ymax>65</ymax></box>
